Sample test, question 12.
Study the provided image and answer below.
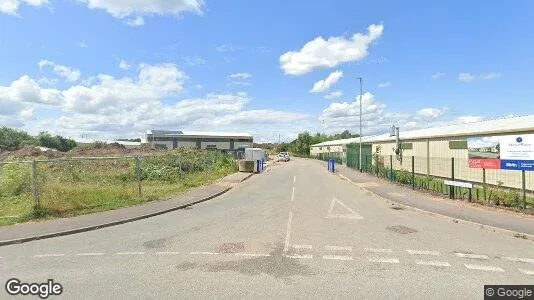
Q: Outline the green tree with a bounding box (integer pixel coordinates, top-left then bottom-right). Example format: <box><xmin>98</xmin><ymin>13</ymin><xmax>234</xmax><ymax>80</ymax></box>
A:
<box><xmin>0</xmin><ymin>127</ymin><xmax>36</xmax><ymax>149</ymax></box>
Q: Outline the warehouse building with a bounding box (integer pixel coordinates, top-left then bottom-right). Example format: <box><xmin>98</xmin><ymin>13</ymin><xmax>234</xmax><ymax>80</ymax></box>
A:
<box><xmin>310</xmin><ymin>115</ymin><xmax>534</xmax><ymax>190</ymax></box>
<box><xmin>145</xmin><ymin>130</ymin><xmax>253</xmax><ymax>153</ymax></box>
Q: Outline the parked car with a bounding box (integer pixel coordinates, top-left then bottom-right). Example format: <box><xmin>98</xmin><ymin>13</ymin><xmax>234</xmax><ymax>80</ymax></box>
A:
<box><xmin>277</xmin><ymin>153</ymin><xmax>290</xmax><ymax>162</ymax></box>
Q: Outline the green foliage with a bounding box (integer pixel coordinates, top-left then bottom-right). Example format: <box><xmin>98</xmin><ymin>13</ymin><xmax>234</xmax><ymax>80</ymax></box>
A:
<box><xmin>394</xmin><ymin>169</ymin><xmax>412</xmax><ymax>184</ymax></box>
<box><xmin>0</xmin><ymin>127</ymin><xmax>37</xmax><ymax>149</ymax></box>
<box><xmin>285</xmin><ymin>130</ymin><xmax>359</xmax><ymax>156</ymax></box>
<box><xmin>0</xmin><ymin>163</ymin><xmax>32</xmax><ymax>197</ymax></box>
<box><xmin>37</xmin><ymin>132</ymin><xmax>77</xmax><ymax>152</ymax></box>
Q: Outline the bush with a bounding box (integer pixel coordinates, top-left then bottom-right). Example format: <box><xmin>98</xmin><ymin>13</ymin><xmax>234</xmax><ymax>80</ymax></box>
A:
<box><xmin>38</xmin><ymin>132</ymin><xmax>77</xmax><ymax>152</ymax></box>
<box><xmin>395</xmin><ymin>169</ymin><xmax>412</xmax><ymax>184</ymax></box>
<box><xmin>0</xmin><ymin>163</ymin><xmax>32</xmax><ymax>197</ymax></box>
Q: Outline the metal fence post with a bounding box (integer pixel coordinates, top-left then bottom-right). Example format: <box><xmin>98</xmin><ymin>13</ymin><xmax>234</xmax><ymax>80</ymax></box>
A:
<box><xmin>375</xmin><ymin>156</ymin><xmax>379</xmax><ymax>177</ymax></box>
<box><xmin>32</xmin><ymin>160</ymin><xmax>40</xmax><ymax>211</ymax></box>
<box><xmin>135</xmin><ymin>156</ymin><xmax>142</xmax><ymax>198</ymax></box>
<box><xmin>411</xmin><ymin>156</ymin><xmax>415</xmax><ymax>190</ymax></box>
<box><xmin>450</xmin><ymin>157</ymin><xmax>455</xmax><ymax>199</ymax></box>
<box><xmin>389</xmin><ymin>155</ymin><xmax>393</xmax><ymax>181</ymax></box>
<box><xmin>482</xmin><ymin>168</ymin><xmax>487</xmax><ymax>202</ymax></box>
<box><xmin>522</xmin><ymin>170</ymin><xmax>527</xmax><ymax>209</ymax></box>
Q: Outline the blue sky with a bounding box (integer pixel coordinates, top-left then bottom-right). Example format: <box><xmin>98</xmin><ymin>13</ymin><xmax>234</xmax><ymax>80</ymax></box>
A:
<box><xmin>1</xmin><ymin>0</ymin><xmax>533</xmax><ymax>142</ymax></box>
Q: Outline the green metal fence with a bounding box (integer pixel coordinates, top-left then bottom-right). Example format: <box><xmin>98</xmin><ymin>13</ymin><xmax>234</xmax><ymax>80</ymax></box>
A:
<box><xmin>344</xmin><ymin>154</ymin><xmax>534</xmax><ymax>210</ymax></box>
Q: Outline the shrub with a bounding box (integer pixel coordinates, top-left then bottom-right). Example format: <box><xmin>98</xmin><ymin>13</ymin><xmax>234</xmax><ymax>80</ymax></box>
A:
<box><xmin>0</xmin><ymin>163</ymin><xmax>32</xmax><ymax>197</ymax></box>
<box><xmin>395</xmin><ymin>169</ymin><xmax>412</xmax><ymax>184</ymax></box>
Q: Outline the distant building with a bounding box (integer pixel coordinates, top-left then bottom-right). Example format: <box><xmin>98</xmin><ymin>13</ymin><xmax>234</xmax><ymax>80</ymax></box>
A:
<box><xmin>145</xmin><ymin>130</ymin><xmax>253</xmax><ymax>152</ymax></box>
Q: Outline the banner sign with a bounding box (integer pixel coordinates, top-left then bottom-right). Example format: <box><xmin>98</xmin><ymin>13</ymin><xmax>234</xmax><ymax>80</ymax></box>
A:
<box><xmin>467</xmin><ymin>134</ymin><xmax>534</xmax><ymax>171</ymax></box>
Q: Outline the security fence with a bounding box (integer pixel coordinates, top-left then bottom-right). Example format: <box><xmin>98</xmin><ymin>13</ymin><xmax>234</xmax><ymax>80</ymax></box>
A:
<box><xmin>344</xmin><ymin>154</ymin><xmax>534</xmax><ymax>210</ymax></box>
<box><xmin>0</xmin><ymin>150</ymin><xmax>237</xmax><ymax>226</ymax></box>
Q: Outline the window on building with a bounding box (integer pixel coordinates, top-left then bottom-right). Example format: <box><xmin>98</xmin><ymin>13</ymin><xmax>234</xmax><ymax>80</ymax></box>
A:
<box><xmin>401</xmin><ymin>142</ymin><xmax>413</xmax><ymax>150</ymax></box>
<box><xmin>154</xmin><ymin>137</ymin><xmax>173</xmax><ymax>141</ymax></box>
<box><xmin>327</xmin><ymin>146</ymin><xmax>330</xmax><ymax>151</ymax></box>
<box><xmin>206</xmin><ymin>145</ymin><xmax>217</xmax><ymax>149</ymax></box>
<box><xmin>449</xmin><ymin>140</ymin><xmax>468</xmax><ymax>149</ymax></box>
<box><xmin>319</xmin><ymin>147</ymin><xmax>322</xmax><ymax>150</ymax></box>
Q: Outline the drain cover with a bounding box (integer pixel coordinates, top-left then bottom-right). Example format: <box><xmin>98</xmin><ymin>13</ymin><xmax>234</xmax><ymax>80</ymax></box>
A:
<box><xmin>387</xmin><ymin>225</ymin><xmax>418</xmax><ymax>234</ymax></box>
<box><xmin>217</xmin><ymin>242</ymin><xmax>245</xmax><ymax>253</ymax></box>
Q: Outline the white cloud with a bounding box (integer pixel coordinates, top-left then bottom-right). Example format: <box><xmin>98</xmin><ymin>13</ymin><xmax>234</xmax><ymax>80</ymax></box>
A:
<box><xmin>310</xmin><ymin>70</ymin><xmax>343</xmax><ymax>93</ymax></box>
<box><xmin>20</xmin><ymin>107</ymin><xmax>34</xmax><ymax>119</ymax></box>
<box><xmin>377</xmin><ymin>81</ymin><xmax>391</xmax><ymax>88</ymax></box>
<box><xmin>37</xmin><ymin>77</ymin><xmax>58</xmax><ymax>86</ymax></box>
<box><xmin>126</xmin><ymin>16</ymin><xmax>145</xmax><ymax>27</ymax></box>
<box><xmin>119</xmin><ymin>60</ymin><xmax>131</xmax><ymax>70</ymax></box>
<box><xmin>0</xmin><ymin>75</ymin><xmax>62</xmax><ymax>105</ymax></box>
<box><xmin>481</xmin><ymin>72</ymin><xmax>501</xmax><ymax>80</ymax></box>
<box><xmin>323</xmin><ymin>91</ymin><xmax>342</xmax><ymax>100</ymax></box>
<box><xmin>458</xmin><ymin>73</ymin><xmax>476</xmax><ymax>83</ymax></box>
<box><xmin>195</xmin><ymin>84</ymin><xmax>202</xmax><ymax>89</ymax></box>
<box><xmin>417</xmin><ymin>107</ymin><xmax>448</xmax><ymax>119</ymax></box>
<box><xmin>182</xmin><ymin>56</ymin><xmax>206</xmax><ymax>66</ymax></box>
<box><xmin>431</xmin><ymin>72</ymin><xmax>444</xmax><ymax>79</ymax></box>
<box><xmin>39</xmin><ymin>59</ymin><xmax>81</xmax><ymax>82</ymax></box>
<box><xmin>78</xmin><ymin>41</ymin><xmax>88</xmax><ymax>48</ymax></box>
<box><xmin>228</xmin><ymin>73</ymin><xmax>252</xmax><ymax>80</ymax></box>
<box><xmin>279</xmin><ymin>24</ymin><xmax>384</xmax><ymax>75</ymax></box>
<box><xmin>0</xmin><ymin>0</ymin><xmax>48</xmax><ymax>16</ymax></box>
<box><xmin>79</xmin><ymin>0</ymin><xmax>204</xmax><ymax>25</ymax></box>
<box><xmin>216</xmin><ymin>44</ymin><xmax>241</xmax><ymax>52</ymax></box>
<box><xmin>459</xmin><ymin>72</ymin><xmax>501</xmax><ymax>83</ymax></box>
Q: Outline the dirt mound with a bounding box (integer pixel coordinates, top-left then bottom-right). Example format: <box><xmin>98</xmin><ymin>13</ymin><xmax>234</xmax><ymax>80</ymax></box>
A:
<box><xmin>8</xmin><ymin>146</ymin><xmax>64</xmax><ymax>159</ymax></box>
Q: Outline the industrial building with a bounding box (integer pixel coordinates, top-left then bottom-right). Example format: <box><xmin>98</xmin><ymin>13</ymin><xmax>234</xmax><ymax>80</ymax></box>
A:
<box><xmin>146</xmin><ymin>130</ymin><xmax>253</xmax><ymax>153</ymax></box>
<box><xmin>310</xmin><ymin>115</ymin><xmax>534</xmax><ymax>190</ymax></box>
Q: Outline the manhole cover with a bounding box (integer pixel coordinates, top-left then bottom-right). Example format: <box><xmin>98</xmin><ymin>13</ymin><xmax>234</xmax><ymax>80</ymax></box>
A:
<box><xmin>217</xmin><ymin>242</ymin><xmax>245</xmax><ymax>253</ymax></box>
<box><xmin>386</xmin><ymin>225</ymin><xmax>418</xmax><ymax>234</ymax></box>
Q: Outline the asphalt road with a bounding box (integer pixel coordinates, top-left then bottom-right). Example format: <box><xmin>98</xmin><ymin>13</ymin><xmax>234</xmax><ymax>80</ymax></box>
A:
<box><xmin>1</xmin><ymin>158</ymin><xmax>533</xmax><ymax>299</ymax></box>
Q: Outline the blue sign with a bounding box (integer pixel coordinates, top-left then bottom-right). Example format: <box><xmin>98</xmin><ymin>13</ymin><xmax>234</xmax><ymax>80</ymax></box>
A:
<box><xmin>500</xmin><ymin>159</ymin><xmax>534</xmax><ymax>171</ymax></box>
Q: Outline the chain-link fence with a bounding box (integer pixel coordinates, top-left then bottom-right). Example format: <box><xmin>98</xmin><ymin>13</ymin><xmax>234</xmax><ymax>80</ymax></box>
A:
<box><xmin>0</xmin><ymin>150</ymin><xmax>237</xmax><ymax>226</ymax></box>
<box><xmin>343</xmin><ymin>154</ymin><xmax>534</xmax><ymax>211</ymax></box>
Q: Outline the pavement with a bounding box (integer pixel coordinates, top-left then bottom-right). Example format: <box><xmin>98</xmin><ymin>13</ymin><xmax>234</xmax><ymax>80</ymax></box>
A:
<box><xmin>0</xmin><ymin>171</ymin><xmax>253</xmax><ymax>246</ymax></box>
<box><xmin>334</xmin><ymin>164</ymin><xmax>534</xmax><ymax>237</ymax></box>
<box><xmin>0</xmin><ymin>158</ymin><xmax>533</xmax><ymax>299</ymax></box>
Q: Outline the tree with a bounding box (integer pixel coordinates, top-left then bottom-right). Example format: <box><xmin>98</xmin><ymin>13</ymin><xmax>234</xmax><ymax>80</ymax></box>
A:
<box><xmin>0</xmin><ymin>127</ymin><xmax>37</xmax><ymax>149</ymax></box>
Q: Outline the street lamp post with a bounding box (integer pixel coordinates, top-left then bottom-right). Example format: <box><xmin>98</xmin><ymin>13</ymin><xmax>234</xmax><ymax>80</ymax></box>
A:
<box><xmin>357</xmin><ymin>77</ymin><xmax>363</xmax><ymax>172</ymax></box>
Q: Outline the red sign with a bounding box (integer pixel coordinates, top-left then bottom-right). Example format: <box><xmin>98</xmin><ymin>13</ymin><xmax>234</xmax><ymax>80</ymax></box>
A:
<box><xmin>468</xmin><ymin>159</ymin><xmax>501</xmax><ymax>169</ymax></box>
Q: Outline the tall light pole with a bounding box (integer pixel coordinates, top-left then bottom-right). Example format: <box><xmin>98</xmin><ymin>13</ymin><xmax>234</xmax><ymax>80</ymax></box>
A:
<box><xmin>357</xmin><ymin>77</ymin><xmax>363</xmax><ymax>172</ymax></box>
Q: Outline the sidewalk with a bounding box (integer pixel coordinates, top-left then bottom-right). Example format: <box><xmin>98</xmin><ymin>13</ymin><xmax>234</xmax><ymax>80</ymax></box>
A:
<box><xmin>335</xmin><ymin>165</ymin><xmax>534</xmax><ymax>237</ymax></box>
<box><xmin>0</xmin><ymin>172</ymin><xmax>253</xmax><ymax>246</ymax></box>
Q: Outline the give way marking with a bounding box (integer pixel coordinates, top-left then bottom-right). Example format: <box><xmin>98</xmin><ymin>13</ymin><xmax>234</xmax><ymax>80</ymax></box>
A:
<box><xmin>326</xmin><ymin>197</ymin><xmax>363</xmax><ymax>220</ymax></box>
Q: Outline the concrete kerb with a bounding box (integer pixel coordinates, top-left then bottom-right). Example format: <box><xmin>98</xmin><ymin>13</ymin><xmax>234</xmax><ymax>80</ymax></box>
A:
<box><xmin>337</xmin><ymin>173</ymin><xmax>534</xmax><ymax>242</ymax></box>
<box><xmin>0</xmin><ymin>173</ymin><xmax>253</xmax><ymax>247</ymax></box>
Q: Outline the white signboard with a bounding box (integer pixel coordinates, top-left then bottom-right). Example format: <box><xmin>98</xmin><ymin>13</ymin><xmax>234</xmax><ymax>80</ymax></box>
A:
<box><xmin>499</xmin><ymin>134</ymin><xmax>534</xmax><ymax>160</ymax></box>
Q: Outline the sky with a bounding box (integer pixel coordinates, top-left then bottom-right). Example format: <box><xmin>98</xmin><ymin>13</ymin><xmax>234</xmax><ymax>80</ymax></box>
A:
<box><xmin>1</xmin><ymin>0</ymin><xmax>533</xmax><ymax>143</ymax></box>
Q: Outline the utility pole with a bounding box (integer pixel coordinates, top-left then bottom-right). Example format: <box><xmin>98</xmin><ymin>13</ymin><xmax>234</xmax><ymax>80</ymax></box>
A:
<box><xmin>357</xmin><ymin>77</ymin><xmax>363</xmax><ymax>172</ymax></box>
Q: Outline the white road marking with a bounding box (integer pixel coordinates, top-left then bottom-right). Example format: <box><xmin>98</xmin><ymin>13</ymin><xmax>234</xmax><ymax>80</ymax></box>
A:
<box><xmin>407</xmin><ymin>250</ymin><xmax>441</xmax><ymax>256</ymax></box>
<box><xmin>76</xmin><ymin>253</ymin><xmax>104</xmax><ymax>256</ymax></box>
<box><xmin>518</xmin><ymin>269</ymin><xmax>534</xmax><ymax>275</ymax></box>
<box><xmin>190</xmin><ymin>251</ymin><xmax>219</xmax><ymax>255</ymax></box>
<box><xmin>117</xmin><ymin>252</ymin><xmax>145</xmax><ymax>255</ymax></box>
<box><xmin>388</xmin><ymin>192</ymin><xmax>406</xmax><ymax>197</ymax></box>
<box><xmin>286</xmin><ymin>254</ymin><xmax>313</xmax><ymax>259</ymax></box>
<box><xmin>293</xmin><ymin>176</ymin><xmax>296</xmax><ymax>183</ymax></box>
<box><xmin>290</xmin><ymin>187</ymin><xmax>295</xmax><ymax>202</ymax></box>
<box><xmin>415</xmin><ymin>260</ymin><xmax>451</xmax><ymax>267</ymax></box>
<box><xmin>323</xmin><ymin>255</ymin><xmax>353</xmax><ymax>261</ymax></box>
<box><xmin>364</xmin><ymin>248</ymin><xmax>393</xmax><ymax>253</ymax></box>
<box><xmin>293</xmin><ymin>244</ymin><xmax>313</xmax><ymax>249</ymax></box>
<box><xmin>33</xmin><ymin>254</ymin><xmax>65</xmax><ymax>258</ymax></box>
<box><xmin>369</xmin><ymin>257</ymin><xmax>400</xmax><ymax>264</ymax></box>
<box><xmin>455</xmin><ymin>253</ymin><xmax>489</xmax><ymax>260</ymax></box>
<box><xmin>155</xmin><ymin>252</ymin><xmax>181</xmax><ymax>255</ymax></box>
<box><xmin>234</xmin><ymin>253</ymin><xmax>271</xmax><ymax>257</ymax></box>
<box><xmin>326</xmin><ymin>197</ymin><xmax>363</xmax><ymax>219</ymax></box>
<box><xmin>325</xmin><ymin>245</ymin><xmax>353</xmax><ymax>251</ymax></box>
<box><xmin>504</xmin><ymin>257</ymin><xmax>534</xmax><ymax>264</ymax></box>
<box><xmin>464</xmin><ymin>264</ymin><xmax>504</xmax><ymax>272</ymax></box>
<box><xmin>283</xmin><ymin>212</ymin><xmax>293</xmax><ymax>254</ymax></box>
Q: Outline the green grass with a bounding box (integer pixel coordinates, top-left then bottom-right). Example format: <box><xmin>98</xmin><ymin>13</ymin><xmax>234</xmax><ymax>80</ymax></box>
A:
<box><xmin>0</xmin><ymin>150</ymin><xmax>238</xmax><ymax>226</ymax></box>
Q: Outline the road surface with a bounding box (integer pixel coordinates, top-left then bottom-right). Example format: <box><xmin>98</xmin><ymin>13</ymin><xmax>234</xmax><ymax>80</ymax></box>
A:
<box><xmin>1</xmin><ymin>158</ymin><xmax>533</xmax><ymax>299</ymax></box>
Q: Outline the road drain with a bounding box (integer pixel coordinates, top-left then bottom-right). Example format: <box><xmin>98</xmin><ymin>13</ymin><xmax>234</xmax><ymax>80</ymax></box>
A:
<box><xmin>387</xmin><ymin>225</ymin><xmax>418</xmax><ymax>234</ymax></box>
<box><xmin>217</xmin><ymin>242</ymin><xmax>246</xmax><ymax>253</ymax></box>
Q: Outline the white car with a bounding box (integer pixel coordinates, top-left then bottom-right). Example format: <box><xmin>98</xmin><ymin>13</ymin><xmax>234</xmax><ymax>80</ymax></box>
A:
<box><xmin>277</xmin><ymin>153</ymin><xmax>290</xmax><ymax>162</ymax></box>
